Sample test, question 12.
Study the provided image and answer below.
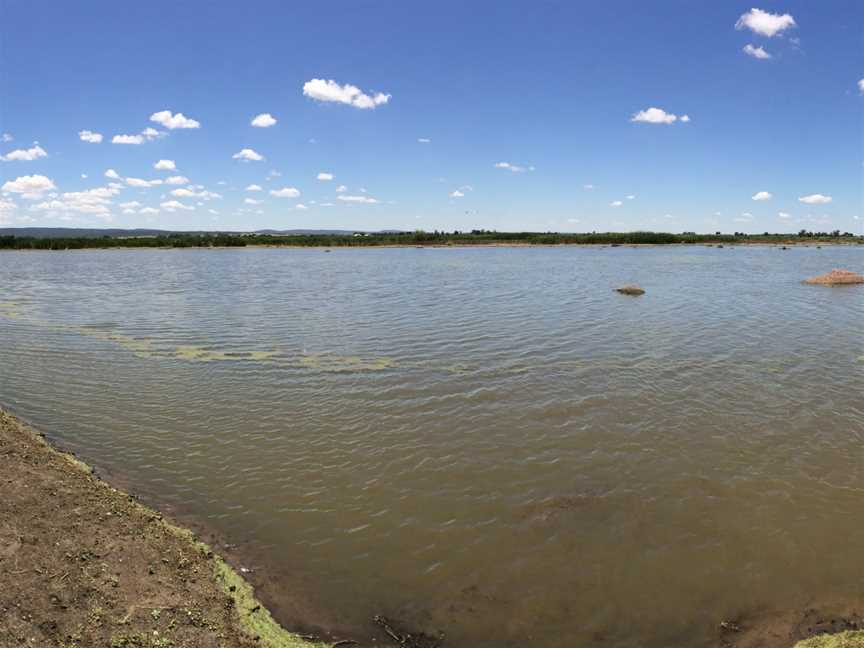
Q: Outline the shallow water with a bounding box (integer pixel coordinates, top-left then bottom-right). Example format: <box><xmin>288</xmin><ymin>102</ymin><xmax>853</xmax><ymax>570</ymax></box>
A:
<box><xmin>1</xmin><ymin>245</ymin><xmax>862</xmax><ymax>647</ymax></box>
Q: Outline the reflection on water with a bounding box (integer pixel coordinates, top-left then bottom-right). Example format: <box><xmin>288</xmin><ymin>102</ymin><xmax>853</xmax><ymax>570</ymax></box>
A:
<box><xmin>1</xmin><ymin>246</ymin><xmax>863</xmax><ymax>648</ymax></box>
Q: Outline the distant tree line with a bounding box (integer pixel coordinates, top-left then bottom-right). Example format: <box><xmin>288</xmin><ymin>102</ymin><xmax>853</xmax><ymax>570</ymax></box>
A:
<box><xmin>0</xmin><ymin>230</ymin><xmax>861</xmax><ymax>251</ymax></box>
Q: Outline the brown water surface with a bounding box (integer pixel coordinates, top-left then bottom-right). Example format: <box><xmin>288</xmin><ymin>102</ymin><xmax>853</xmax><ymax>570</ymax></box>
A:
<box><xmin>1</xmin><ymin>246</ymin><xmax>862</xmax><ymax>647</ymax></box>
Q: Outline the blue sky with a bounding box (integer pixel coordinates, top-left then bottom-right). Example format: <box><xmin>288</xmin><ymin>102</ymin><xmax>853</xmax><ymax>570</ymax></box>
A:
<box><xmin>1</xmin><ymin>0</ymin><xmax>861</xmax><ymax>233</ymax></box>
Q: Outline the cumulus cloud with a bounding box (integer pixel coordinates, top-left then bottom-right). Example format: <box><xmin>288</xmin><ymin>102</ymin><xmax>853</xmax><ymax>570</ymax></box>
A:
<box><xmin>104</xmin><ymin>169</ymin><xmax>121</xmax><ymax>180</ymax></box>
<box><xmin>2</xmin><ymin>174</ymin><xmax>56</xmax><ymax>198</ymax></box>
<box><xmin>1</xmin><ymin>145</ymin><xmax>48</xmax><ymax>161</ymax></box>
<box><xmin>743</xmin><ymin>44</ymin><xmax>772</xmax><ymax>60</ymax></box>
<box><xmin>610</xmin><ymin>200</ymin><xmax>623</xmax><ymax>207</ymax></box>
<box><xmin>170</xmin><ymin>187</ymin><xmax>221</xmax><ymax>200</ymax></box>
<box><xmin>244</xmin><ymin>198</ymin><xmax>262</xmax><ymax>205</ymax></box>
<box><xmin>126</xmin><ymin>178</ymin><xmax>163</xmax><ymax>188</ymax></box>
<box><xmin>251</xmin><ymin>113</ymin><xmax>277</xmax><ymax>128</ymax></box>
<box><xmin>79</xmin><ymin>130</ymin><xmax>103</xmax><ymax>144</ymax></box>
<box><xmin>735</xmin><ymin>8</ymin><xmax>796</xmax><ymax>37</ymax></box>
<box><xmin>164</xmin><ymin>176</ymin><xmax>190</xmax><ymax>185</ymax></box>
<box><xmin>317</xmin><ymin>172</ymin><xmax>334</xmax><ymax>181</ymax></box>
<box><xmin>154</xmin><ymin>159</ymin><xmax>176</xmax><ymax>171</ymax></box>
<box><xmin>119</xmin><ymin>201</ymin><xmax>141</xmax><ymax>209</ymax></box>
<box><xmin>630</xmin><ymin>107</ymin><xmax>689</xmax><ymax>124</ymax></box>
<box><xmin>450</xmin><ymin>190</ymin><xmax>465</xmax><ymax>198</ymax></box>
<box><xmin>295</xmin><ymin>203</ymin><xmax>308</xmax><ymax>210</ymax></box>
<box><xmin>160</xmin><ymin>200</ymin><xmax>194</xmax><ymax>211</ymax></box>
<box><xmin>778</xmin><ymin>212</ymin><xmax>791</xmax><ymax>219</ymax></box>
<box><xmin>32</xmin><ymin>185</ymin><xmax>121</xmax><ymax>218</ymax></box>
<box><xmin>150</xmin><ymin>110</ymin><xmax>200</xmax><ymax>130</ymax></box>
<box><xmin>139</xmin><ymin>207</ymin><xmax>159</xmax><ymax>215</ymax></box>
<box><xmin>246</xmin><ymin>184</ymin><xmax>262</xmax><ymax>192</ymax></box>
<box><xmin>302</xmin><ymin>78</ymin><xmax>390</xmax><ymax>109</ymax></box>
<box><xmin>338</xmin><ymin>194</ymin><xmax>379</xmax><ymax>204</ymax></box>
<box><xmin>233</xmin><ymin>148</ymin><xmax>264</xmax><ymax>162</ymax></box>
<box><xmin>752</xmin><ymin>191</ymin><xmax>773</xmax><ymax>201</ymax></box>
<box><xmin>798</xmin><ymin>194</ymin><xmax>832</xmax><ymax>204</ymax></box>
<box><xmin>494</xmin><ymin>161</ymin><xmax>533</xmax><ymax>173</ymax></box>
<box><xmin>335</xmin><ymin>184</ymin><xmax>347</xmax><ymax>193</ymax></box>
<box><xmin>270</xmin><ymin>187</ymin><xmax>301</xmax><ymax>198</ymax></box>
<box><xmin>112</xmin><ymin>134</ymin><xmax>144</xmax><ymax>145</ymax></box>
<box><xmin>858</xmin><ymin>79</ymin><xmax>864</xmax><ymax>94</ymax></box>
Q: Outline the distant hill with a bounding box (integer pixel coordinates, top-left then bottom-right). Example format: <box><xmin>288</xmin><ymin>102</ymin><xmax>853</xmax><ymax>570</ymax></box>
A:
<box><xmin>0</xmin><ymin>227</ymin><xmax>402</xmax><ymax>239</ymax></box>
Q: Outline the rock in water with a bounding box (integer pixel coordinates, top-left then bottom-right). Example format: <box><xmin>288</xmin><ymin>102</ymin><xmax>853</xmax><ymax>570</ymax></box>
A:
<box><xmin>615</xmin><ymin>285</ymin><xmax>645</xmax><ymax>296</ymax></box>
<box><xmin>802</xmin><ymin>269</ymin><xmax>864</xmax><ymax>286</ymax></box>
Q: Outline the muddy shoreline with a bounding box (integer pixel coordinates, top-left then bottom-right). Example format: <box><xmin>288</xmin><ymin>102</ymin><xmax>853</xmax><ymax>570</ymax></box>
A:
<box><xmin>2</xmin><ymin>405</ymin><xmax>861</xmax><ymax>648</ymax></box>
<box><xmin>0</xmin><ymin>406</ymin><xmax>415</xmax><ymax>648</ymax></box>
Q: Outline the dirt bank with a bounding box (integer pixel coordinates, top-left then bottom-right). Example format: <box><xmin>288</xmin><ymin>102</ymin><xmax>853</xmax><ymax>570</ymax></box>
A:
<box><xmin>0</xmin><ymin>408</ymin><xmax>339</xmax><ymax>648</ymax></box>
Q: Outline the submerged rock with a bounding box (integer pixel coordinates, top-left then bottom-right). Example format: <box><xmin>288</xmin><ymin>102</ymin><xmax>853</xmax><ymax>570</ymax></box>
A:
<box><xmin>802</xmin><ymin>269</ymin><xmax>864</xmax><ymax>286</ymax></box>
<box><xmin>615</xmin><ymin>285</ymin><xmax>645</xmax><ymax>296</ymax></box>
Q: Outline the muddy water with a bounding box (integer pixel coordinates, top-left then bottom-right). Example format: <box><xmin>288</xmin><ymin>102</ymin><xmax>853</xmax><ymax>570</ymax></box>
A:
<box><xmin>1</xmin><ymin>245</ymin><xmax>862</xmax><ymax>647</ymax></box>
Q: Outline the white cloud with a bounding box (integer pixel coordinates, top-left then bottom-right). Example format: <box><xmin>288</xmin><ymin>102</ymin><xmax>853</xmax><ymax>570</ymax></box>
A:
<box><xmin>418</xmin><ymin>138</ymin><xmax>431</xmax><ymax>143</ymax></box>
<box><xmin>494</xmin><ymin>161</ymin><xmax>533</xmax><ymax>173</ymax></box>
<box><xmin>153</xmin><ymin>159</ymin><xmax>176</xmax><ymax>171</ymax></box>
<box><xmin>246</xmin><ymin>184</ymin><xmax>262</xmax><ymax>192</ymax></box>
<box><xmin>302</xmin><ymin>78</ymin><xmax>390</xmax><ymax>109</ymax></box>
<box><xmin>610</xmin><ymin>200</ymin><xmax>623</xmax><ymax>207</ymax></box>
<box><xmin>2</xmin><ymin>174</ymin><xmax>56</xmax><ymax>197</ymax></box>
<box><xmin>150</xmin><ymin>110</ymin><xmax>200</xmax><ymax>130</ymax></box>
<box><xmin>125</xmin><ymin>177</ymin><xmax>163</xmax><ymax>188</ymax></box>
<box><xmin>778</xmin><ymin>211</ymin><xmax>791</xmax><ymax>219</ymax></box>
<box><xmin>317</xmin><ymin>172</ymin><xmax>334</xmax><ymax>181</ymax></box>
<box><xmin>295</xmin><ymin>203</ymin><xmax>308</xmax><ymax>210</ymax></box>
<box><xmin>798</xmin><ymin>194</ymin><xmax>832</xmax><ymax>204</ymax></box>
<box><xmin>31</xmin><ymin>185</ymin><xmax>121</xmax><ymax>219</ymax></box>
<box><xmin>630</xmin><ymin>107</ymin><xmax>689</xmax><ymax>124</ymax></box>
<box><xmin>338</xmin><ymin>194</ymin><xmax>379</xmax><ymax>204</ymax></box>
<box><xmin>139</xmin><ymin>207</ymin><xmax>159</xmax><ymax>215</ymax></box>
<box><xmin>270</xmin><ymin>187</ymin><xmax>301</xmax><ymax>198</ymax></box>
<box><xmin>160</xmin><ymin>200</ymin><xmax>194</xmax><ymax>211</ymax></box>
<box><xmin>105</xmin><ymin>169</ymin><xmax>121</xmax><ymax>180</ymax></box>
<box><xmin>251</xmin><ymin>113</ymin><xmax>277</xmax><ymax>128</ymax></box>
<box><xmin>79</xmin><ymin>130</ymin><xmax>103</xmax><ymax>144</ymax></box>
<box><xmin>752</xmin><ymin>191</ymin><xmax>772</xmax><ymax>201</ymax></box>
<box><xmin>626</xmin><ymin>195</ymin><xmax>636</xmax><ymax>200</ymax></box>
<box><xmin>141</xmin><ymin>128</ymin><xmax>161</xmax><ymax>140</ymax></box>
<box><xmin>119</xmin><ymin>201</ymin><xmax>141</xmax><ymax>209</ymax></box>
<box><xmin>1</xmin><ymin>133</ymin><xmax>12</xmax><ymax>142</ymax></box>
<box><xmin>233</xmin><ymin>148</ymin><xmax>264</xmax><ymax>162</ymax></box>
<box><xmin>858</xmin><ymin>79</ymin><xmax>864</xmax><ymax>94</ymax></box>
<box><xmin>734</xmin><ymin>212</ymin><xmax>754</xmax><ymax>222</ymax></box>
<box><xmin>112</xmin><ymin>134</ymin><xmax>144</xmax><ymax>145</ymax></box>
<box><xmin>335</xmin><ymin>184</ymin><xmax>347</xmax><ymax>193</ymax></box>
<box><xmin>450</xmin><ymin>190</ymin><xmax>465</xmax><ymax>198</ymax></box>
<box><xmin>735</xmin><ymin>8</ymin><xmax>796</xmax><ymax>38</ymax></box>
<box><xmin>1</xmin><ymin>145</ymin><xmax>48</xmax><ymax>161</ymax></box>
<box><xmin>583</xmin><ymin>184</ymin><xmax>594</xmax><ymax>190</ymax></box>
<box><xmin>244</xmin><ymin>198</ymin><xmax>262</xmax><ymax>205</ymax></box>
<box><xmin>743</xmin><ymin>44</ymin><xmax>772</xmax><ymax>60</ymax></box>
<box><xmin>164</xmin><ymin>175</ymin><xmax>190</xmax><ymax>185</ymax></box>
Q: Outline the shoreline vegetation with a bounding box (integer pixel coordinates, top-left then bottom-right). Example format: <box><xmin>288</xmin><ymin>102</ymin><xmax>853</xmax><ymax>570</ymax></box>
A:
<box><xmin>1</xmin><ymin>229</ymin><xmax>862</xmax><ymax>251</ymax></box>
<box><xmin>2</xmin><ymin>410</ymin><xmax>863</xmax><ymax>648</ymax></box>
